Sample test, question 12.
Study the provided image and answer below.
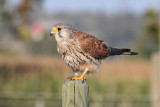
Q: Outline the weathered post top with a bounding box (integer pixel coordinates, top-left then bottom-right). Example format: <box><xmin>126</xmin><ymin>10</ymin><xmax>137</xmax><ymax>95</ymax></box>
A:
<box><xmin>62</xmin><ymin>80</ymin><xmax>89</xmax><ymax>107</ymax></box>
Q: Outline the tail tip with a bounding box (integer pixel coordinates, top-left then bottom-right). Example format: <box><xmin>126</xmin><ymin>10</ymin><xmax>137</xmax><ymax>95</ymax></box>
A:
<box><xmin>122</xmin><ymin>52</ymin><xmax>139</xmax><ymax>55</ymax></box>
<box><xmin>130</xmin><ymin>52</ymin><xmax>139</xmax><ymax>55</ymax></box>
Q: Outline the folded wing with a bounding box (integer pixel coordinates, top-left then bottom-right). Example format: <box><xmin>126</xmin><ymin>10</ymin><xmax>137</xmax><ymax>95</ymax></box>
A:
<box><xmin>74</xmin><ymin>31</ymin><xmax>110</xmax><ymax>59</ymax></box>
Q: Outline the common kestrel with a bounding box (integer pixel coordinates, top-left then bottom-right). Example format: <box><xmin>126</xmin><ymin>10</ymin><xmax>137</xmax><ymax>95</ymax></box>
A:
<box><xmin>50</xmin><ymin>23</ymin><xmax>138</xmax><ymax>80</ymax></box>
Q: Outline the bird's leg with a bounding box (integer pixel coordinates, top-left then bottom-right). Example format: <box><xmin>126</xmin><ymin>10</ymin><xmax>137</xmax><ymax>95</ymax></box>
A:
<box><xmin>67</xmin><ymin>68</ymin><xmax>88</xmax><ymax>80</ymax></box>
<box><xmin>79</xmin><ymin>68</ymin><xmax>88</xmax><ymax>79</ymax></box>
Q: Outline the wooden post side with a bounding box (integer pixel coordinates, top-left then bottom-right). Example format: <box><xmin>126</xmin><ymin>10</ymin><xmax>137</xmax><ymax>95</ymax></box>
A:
<box><xmin>62</xmin><ymin>80</ymin><xmax>75</xmax><ymax>107</ymax></box>
<box><xmin>62</xmin><ymin>80</ymin><xmax>89</xmax><ymax>107</ymax></box>
<box><xmin>151</xmin><ymin>54</ymin><xmax>160</xmax><ymax>107</ymax></box>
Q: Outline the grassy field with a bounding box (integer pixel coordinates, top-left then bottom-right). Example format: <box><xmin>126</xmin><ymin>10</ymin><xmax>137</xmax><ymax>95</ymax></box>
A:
<box><xmin>0</xmin><ymin>55</ymin><xmax>151</xmax><ymax>92</ymax></box>
<box><xmin>0</xmin><ymin>55</ymin><xmax>152</xmax><ymax>107</ymax></box>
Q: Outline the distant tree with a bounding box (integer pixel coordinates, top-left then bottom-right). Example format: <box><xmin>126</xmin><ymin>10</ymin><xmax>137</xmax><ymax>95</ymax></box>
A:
<box><xmin>0</xmin><ymin>0</ymin><xmax>43</xmax><ymax>40</ymax></box>
<box><xmin>134</xmin><ymin>9</ymin><xmax>159</xmax><ymax>58</ymax></box>
<box><xmin>0</xmin><ymin>0</ymin><xmax>13</xmax><ymax>36</ymax></box>
<box><xmin>144</xmin><ymin>9</ymin><xmax>159</xmax><ymax>44</ymax></box>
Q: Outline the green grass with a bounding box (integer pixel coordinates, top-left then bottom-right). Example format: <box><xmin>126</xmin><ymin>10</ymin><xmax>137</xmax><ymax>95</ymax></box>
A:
<box><xmin>0</xmin><ymin>70</ymin><xmax>150</xmax><ymax>94</ymax></box>
<box><xmin>0</xmin><ymin>57</ymin><xmax>151</xmax><ymax>107</ymax></box>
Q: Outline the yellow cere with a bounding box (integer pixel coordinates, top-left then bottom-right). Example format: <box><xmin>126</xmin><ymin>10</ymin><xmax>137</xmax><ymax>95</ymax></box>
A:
<box><xmin>51</xmin><ymin>28</ymin><xmax>58</xmax><ymax>35</ymax></box>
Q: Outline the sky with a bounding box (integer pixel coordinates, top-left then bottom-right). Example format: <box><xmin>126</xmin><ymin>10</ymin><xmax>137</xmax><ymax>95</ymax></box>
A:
<box><xmin>9</xmin><ymin>0</ymin><xmax>160</xmax><ymax>14</ymax></box>
<box><xmin>43</xmin><ymin>0</ymin><xmax>160</xmax><ymax>14</ymax></box>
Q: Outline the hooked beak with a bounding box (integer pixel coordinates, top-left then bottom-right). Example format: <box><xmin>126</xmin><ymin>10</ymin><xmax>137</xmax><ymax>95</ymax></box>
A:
<box><xmin>50</xmin><ymin>29</ymin><xmax>58</xmax><ymax>36</ymax></box>
<box><xmin>50</xmin><ymin>32</ymin><xmax>53</xmax><ymax>36</ymax></box>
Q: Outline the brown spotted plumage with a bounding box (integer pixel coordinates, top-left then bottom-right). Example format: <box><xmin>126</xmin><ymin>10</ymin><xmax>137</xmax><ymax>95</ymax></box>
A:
<box><xmin>50</xmin><ymin>23</ymin><xmax>138</xmax><ymax>80</ymax></box>
<box><xmin>73</xmin><ymin>30</ymin><xmax>110</xmax><ymax>59</ymax></box>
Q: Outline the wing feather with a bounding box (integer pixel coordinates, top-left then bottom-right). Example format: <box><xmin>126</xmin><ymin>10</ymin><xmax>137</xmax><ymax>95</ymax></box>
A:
<box><xmin>73</xmin><ymin>31</ymin><xmax>110</xmax><ymax>59</ymax></box>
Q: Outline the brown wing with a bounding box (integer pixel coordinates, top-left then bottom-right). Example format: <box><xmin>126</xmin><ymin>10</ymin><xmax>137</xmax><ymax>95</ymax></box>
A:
<box><xmin>73</xmin><ymin>31</ymin><xmax>110</xmax><ymax>59</ymax></box>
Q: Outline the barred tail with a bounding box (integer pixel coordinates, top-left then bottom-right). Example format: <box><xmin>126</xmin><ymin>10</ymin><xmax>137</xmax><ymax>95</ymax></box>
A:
<box><xmin>109</xmin><ymin>47</ymin><xmax>138</xmax><ymax>56</ymax></box>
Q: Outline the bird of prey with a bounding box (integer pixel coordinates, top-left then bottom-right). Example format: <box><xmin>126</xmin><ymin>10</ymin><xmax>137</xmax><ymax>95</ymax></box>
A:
<box><xmin>50</xmin><ymin>23</ymin><xmax>138</xmax><ymax>80</ymax></box>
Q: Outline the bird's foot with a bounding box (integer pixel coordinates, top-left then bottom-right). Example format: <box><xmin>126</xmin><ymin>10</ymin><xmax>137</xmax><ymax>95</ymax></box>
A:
<box><xmin>67</xmin><ymin>68</ymin><xmax>88</xmax><ymax>80</ymax></box>
<box><xmin>67</xmin><ymin>76</ymin><xmax>86</xmax><ymax>80</ymax></box>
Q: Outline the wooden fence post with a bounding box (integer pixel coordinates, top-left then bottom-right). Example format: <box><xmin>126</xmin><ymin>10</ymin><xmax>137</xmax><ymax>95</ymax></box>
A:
<box><xmin>151</xmin><ymin>54</ymin><xmax>160</xmax><ymax>107</ymax></box>
<box><xmin>62</xmin><ymin>80</ymin><xmax>89</xmax><ymax>107</ymax></box>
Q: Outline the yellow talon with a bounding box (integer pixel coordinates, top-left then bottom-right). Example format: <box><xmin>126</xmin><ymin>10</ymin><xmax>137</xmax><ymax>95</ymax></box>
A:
<box><xmin>67</xmin><ymin>76</ymin><xmax>86</xmax><ymax>80</ymax></box>
<box><xmin>67</xmin><ymin>68</ymin><xmax>88</xmax><ymax>80</ymax></box>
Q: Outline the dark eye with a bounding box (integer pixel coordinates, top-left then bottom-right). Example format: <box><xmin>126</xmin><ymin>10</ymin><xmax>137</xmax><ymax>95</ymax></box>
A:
<box><xmin>57</xmin><ymin>27</ymin><xmax>62</xmax><ymax>31</ymax></box>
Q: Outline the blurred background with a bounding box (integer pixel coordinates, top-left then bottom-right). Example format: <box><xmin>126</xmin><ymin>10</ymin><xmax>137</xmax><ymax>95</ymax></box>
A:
<box><xmin>0</xmin><ymin>0</ymin><xmax>159</xmax><ymax>107</ymax></box>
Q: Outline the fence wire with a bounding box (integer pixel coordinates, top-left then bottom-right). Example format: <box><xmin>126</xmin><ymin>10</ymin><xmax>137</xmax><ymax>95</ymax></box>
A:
<box><xmin>0</xmin><ymin>92</ymin><xmax>151</xmax><ymax>107</ymax></box>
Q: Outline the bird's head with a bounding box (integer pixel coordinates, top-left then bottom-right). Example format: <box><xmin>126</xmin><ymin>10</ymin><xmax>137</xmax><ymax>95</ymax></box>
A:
<box><xmin>50</xmin><ymin>23</ymin><xmax>75</xmax><ymax>41</ymax></box>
